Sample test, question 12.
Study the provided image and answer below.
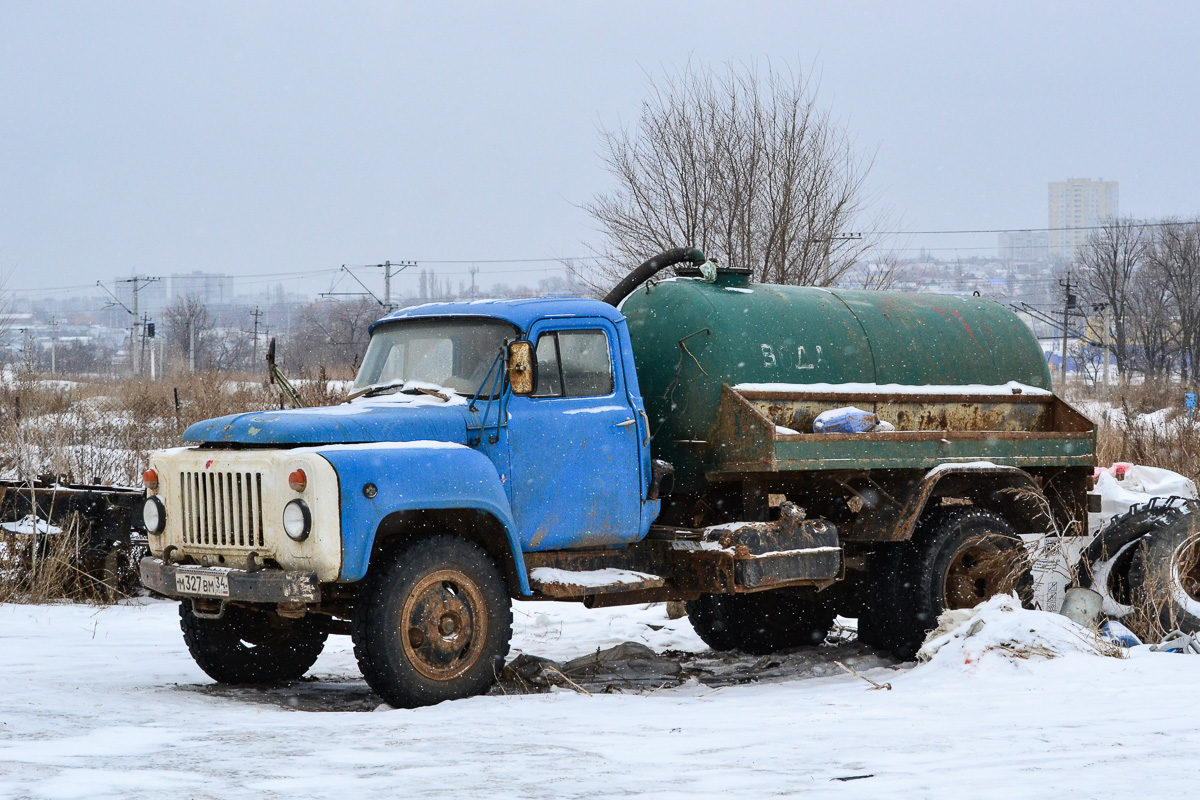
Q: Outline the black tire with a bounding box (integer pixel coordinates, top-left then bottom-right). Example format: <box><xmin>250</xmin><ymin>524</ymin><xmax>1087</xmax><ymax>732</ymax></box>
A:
<box><xmin>686</xmin><ymin>589</ymin><xmax>835</xmax><ymax>655</ymax></box>
<box><xmin>684</xmin><ymin>595</ymin><xmax>742</xmax><ymax>652</ymax></box>
<box><xmin>1078</xmin><ymin>499</ymin><xmax>1192</xmax><ymax>620</ymax></box>
<box><xmin>180</xmin><ymin>601</ymin><xmax>328</xmax><ymax>684</ymax></box>
<box><xmin>881</xmin><ymin>507</ymin><xmax>1032</xmax><ymax>660</ymax></box>
<box><xmin>1128</xmin><ymin>505</ymin><xmax>1200</xmax><ymax>634</ymax></box>
<box><xmin>858</xmin><ymin>543</ymin><xmax>907</xmax><ymax>652</ymax></box>
<box><xmin>353</xmin><ymin>535</ymin><xmax>512</xmax><ymax>708</ymax></box>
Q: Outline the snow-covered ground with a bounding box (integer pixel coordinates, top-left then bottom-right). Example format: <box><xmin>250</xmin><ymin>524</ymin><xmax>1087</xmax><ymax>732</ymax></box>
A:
<box><xmin>3</xmin><ymin>597</ymin><xmax>1200</xmax><ymax>799</ymax></box>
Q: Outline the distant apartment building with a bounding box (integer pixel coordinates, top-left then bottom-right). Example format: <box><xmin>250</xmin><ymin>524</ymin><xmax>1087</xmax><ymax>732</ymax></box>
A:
<box><xmin>998</xmin><ymin>230</ymin><xmax>1050</xmax><ymax>260</ymax></box>
<box><xmin>170</xmin><ymin>271</ymin><xmax>233</xmax><ymax>305</ymax></box>
<box><xmin>1048</xmin><ymin>178</ymin><xmax>1119</xmax><ymax>257</ymax></box>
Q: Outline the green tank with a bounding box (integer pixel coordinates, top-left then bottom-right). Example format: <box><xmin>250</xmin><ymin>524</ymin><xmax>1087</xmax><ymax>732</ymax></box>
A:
<box><xmin>620</xmin><ymin>267</ymin><xmax>1061</xmax><ymax>492</ymax></box>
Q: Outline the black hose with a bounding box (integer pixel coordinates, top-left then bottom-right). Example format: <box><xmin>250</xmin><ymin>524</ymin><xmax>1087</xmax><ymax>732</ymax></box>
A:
<box><xmin>602</xmin><ymin>247</ymin><xmax>707</xmax><ymax>307</ymax></box>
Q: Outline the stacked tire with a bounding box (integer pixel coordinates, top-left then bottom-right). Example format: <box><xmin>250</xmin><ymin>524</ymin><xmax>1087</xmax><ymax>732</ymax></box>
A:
<box><xmin>1078</xmin><ymin>498</ymin><xmax>1200</xmax><ymax>634</ymax></box>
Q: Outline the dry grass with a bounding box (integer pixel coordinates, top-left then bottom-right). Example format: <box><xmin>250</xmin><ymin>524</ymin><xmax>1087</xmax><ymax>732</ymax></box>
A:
<box><xmin>0</xmin><ymin>369</ymin><xmax>349</xmax><ymax>603</ymax></box>
<box><xmin>0</xmin><ymin>369</ymin><xmax>349</xmax><ymax>486</ymax></box>
<box><xmin>1066</xmin><ymin>377</ymin><xmax>1200</xmax><ymax>487</ymax></box>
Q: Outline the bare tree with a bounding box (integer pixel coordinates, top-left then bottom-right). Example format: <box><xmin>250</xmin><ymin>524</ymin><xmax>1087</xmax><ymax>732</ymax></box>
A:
<box><xmin>1076</xmin><ymin>218</ymin><xmax>1148</xmax><ymax>378</ymax></box>
<box><xmin>283</xmin><ymin>296</ymin><xmax>380</xmax><ymax>375</ymax></box>
<box><xmin>848</xmin><ymin>251</ymin><xmax>919</xmax><ymax>291</ymax></box>
<box><xmin>1127</xmin><ymin>261</ymin><xmax>1176</xmax><ymax>378</ymax></box>
<box><xmin>586</xmin><ymin>61</ymin><xmax>878</xmax><ymax>287</ymax></box>
<box><xmin>164</xmin><ymin>295</ymin><xmax>212</xmax><ymax>372</ymax></box>
<box><xmin>1148</xmin><ymin>219</ymin><xmax>1200</xmax><ymax>381</ymax></box>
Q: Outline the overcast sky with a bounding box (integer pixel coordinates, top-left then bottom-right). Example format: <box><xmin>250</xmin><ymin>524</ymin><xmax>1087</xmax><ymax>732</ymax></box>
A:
<box><xmin>2</xmin><ymin>2</ymin><xmax>1198</xmax><ymax>300</ymax></box>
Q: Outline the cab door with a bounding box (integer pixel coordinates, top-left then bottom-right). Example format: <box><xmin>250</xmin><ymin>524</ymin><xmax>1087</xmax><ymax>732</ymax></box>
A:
<box><xmin>505</xmin><ymin>318</ymin><xmax>644</xmax><ymax>551</ymax></box>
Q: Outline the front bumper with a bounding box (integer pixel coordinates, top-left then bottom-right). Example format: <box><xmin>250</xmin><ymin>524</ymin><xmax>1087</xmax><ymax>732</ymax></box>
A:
<box><xmin>139</xmin><ymin>557</ymin><xmax>321</xmax><ymax>603</ymax></box>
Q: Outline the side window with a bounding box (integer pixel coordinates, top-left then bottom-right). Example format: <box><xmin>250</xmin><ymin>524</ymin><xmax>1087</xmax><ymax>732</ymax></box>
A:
<box><xmin>532</xmin><ymin>334</ymin><xmax>562</xmax><ymax>397</ymax></box>
<box><xmin>531</xmin><ymin>330</ymin><xmax>613</xmax><ymax>398</ymax></box>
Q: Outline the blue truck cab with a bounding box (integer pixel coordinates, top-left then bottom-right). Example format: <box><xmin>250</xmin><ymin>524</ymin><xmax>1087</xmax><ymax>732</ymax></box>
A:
<box><xmin>140</xmin><ymin>296</ymin><xmax>696</xmax><ymax>707</ymax></box>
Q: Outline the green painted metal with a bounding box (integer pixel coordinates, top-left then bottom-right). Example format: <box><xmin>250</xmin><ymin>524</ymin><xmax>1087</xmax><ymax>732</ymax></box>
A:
<box><xmin>620</xmin><ymin>269</ymin><xmax>1060</xmax><ymax>489</ymax></box>
<box><xmin>769</xmin><ymin>434</ymin><xmax>1094</xmax><ymax>472</ymax></box>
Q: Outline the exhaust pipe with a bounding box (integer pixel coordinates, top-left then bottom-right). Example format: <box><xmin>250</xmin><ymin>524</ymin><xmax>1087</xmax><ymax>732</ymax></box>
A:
<box><xmin>602</xmin><ymin>247</ymin><xmax>707</xmax><ymax>307</ymax></box>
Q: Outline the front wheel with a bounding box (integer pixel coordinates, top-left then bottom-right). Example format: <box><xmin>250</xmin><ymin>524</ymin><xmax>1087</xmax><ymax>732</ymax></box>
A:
<box><xmin>353</xmin><ymin>535</ymin><xmax>512</xmax><ymax>708</ymax></box>
<box><xmin>180</xmin><ymin>602</ymin><xmax>328</xmax><ymax>684</ymax></box>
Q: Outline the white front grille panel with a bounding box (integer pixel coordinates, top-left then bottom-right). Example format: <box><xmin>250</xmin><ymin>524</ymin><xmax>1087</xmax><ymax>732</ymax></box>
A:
<box><xmin>178</xmin><ymin>471</ymin><xmax>265</xmax><ymax>549</ymax></box>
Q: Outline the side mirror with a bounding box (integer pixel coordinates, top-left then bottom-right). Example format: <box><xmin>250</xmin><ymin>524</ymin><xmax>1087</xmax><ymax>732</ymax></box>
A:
<box><xmin>507</xmin><ymin>341</ymin><xmax>536</xmax><ymax>396</ymax></box>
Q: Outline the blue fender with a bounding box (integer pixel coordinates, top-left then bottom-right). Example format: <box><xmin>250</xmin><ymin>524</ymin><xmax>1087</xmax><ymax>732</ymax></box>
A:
<box><xmin>309</xmin><ymin>442</ymin><xmax>530</xmax><ymax>594</ymax></box>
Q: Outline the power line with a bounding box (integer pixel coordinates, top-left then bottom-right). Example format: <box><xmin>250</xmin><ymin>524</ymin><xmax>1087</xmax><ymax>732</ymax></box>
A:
<box><xmin>11</xmin><ymin>216</ymin><xmax>1198</xmax><ymax>298</ymax></box>
<box><xmin>871</xmin><ymin>219</ymin><xmax>1195</xmax><ymax>236</ymax></box>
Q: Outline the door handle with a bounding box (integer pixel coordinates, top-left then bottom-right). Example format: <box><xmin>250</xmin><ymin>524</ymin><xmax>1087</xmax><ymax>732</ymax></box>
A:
<box><xmin>636</xmin><ymin>407</ymin><xmax>651</xmax><ymax>446</ymax></box>
<box><xmin>613</xmin><ymin>419</ymin><xmax>637</xmax><ymax>428</ymax></box>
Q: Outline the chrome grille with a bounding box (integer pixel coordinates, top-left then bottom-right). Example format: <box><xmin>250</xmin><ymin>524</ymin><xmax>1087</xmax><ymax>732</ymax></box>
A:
<box><xmin>178</xmin><ymin>471</ymin><xmax>265</xmax><ymax>548</ymax></box>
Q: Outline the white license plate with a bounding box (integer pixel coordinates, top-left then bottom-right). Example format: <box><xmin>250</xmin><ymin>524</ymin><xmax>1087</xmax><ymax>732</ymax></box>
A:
<box><xmin>175</xmin><ymin>570</ymin><xmax>230</xmax><ymax>597</ymax></box>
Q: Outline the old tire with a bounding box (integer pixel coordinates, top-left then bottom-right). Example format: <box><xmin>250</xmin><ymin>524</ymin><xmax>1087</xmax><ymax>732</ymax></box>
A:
<box><xmin>1128</xmin><ymin>505</ymin><xmax>1200</xmax><ymax>634</ymax></box>
<box><xmin>857</xmin><ymin>543</ymin><xmax>907</xmax><ymax>652</ymax></box>
<box><xmin>353</xmin><ymin>535</ymin><xmax>512</xmax><ymax>708</ymax></box>
<box><xmin>1078</xmin><ymin>499</ymin><xmax>1192</xmax><ymax>619</ymax></box>
<box><xmin>877</xmin><ymin>507</ymin><xmax>1032</xmax><ymax>660</ymax></box>
<box><xmin>686</xmin><ymin>589</ymin><xmax>835</xmax><ymax>655</ymax></box>
<box><xmin>180</xmin><ymin>601</ymin><xmax>328</xmax><ymax>684</ymax></box>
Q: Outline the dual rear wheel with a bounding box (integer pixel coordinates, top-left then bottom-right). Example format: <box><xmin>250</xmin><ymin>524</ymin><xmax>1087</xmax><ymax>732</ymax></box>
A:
<box><xmin>861</xmin><ymin>507</ymin><xmax>1032</xmax><ymax>658</ymax></box>
<box><xmin>687</xmin><ymin>508</ymin><xmax>1030</xmax><ymax>660</ymax></box>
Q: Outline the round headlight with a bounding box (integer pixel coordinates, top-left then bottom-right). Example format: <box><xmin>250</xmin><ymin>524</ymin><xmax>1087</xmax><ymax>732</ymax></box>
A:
<box><xmin>142</xmin><ymin>496</ymin><xmax>166</xmax><ymax>535</ymax></box>
<box><xmin>282</xmin><ymin>499</ymin><xmax>312</xmax><ymax>542</ymax></box>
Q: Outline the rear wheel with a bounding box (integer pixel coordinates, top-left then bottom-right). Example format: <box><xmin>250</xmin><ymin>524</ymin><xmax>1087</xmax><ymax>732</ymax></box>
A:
<box><xmin>353</xmin><ymin>535</ymin><xmax>512</xmax><ymax>708</ymax></box>
<box><xmin>180</xmin><ymin>602</ymin><xmax>328</xmax><ymax>684</ymax></box>
<box><xmin>686</xmin><ymin>589</ymin><xmax>835</xmax><ymax>655</ymax></box>
<box><xmin>870</xmin><ymin>507</ymin><xmax>1032</xmax><ymax>659</ymax></box>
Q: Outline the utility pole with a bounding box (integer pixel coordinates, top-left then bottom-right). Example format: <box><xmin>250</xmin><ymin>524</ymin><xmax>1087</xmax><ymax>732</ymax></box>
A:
<box><xmin>189</xmin><ymin>322</ymin><xmax>196</xmax><ymax>373</ymax></box>
<box><xmin>49</xmin><ymin>318</ymin><xmax>57</xmax><ymax>375</ymax></box>
<box><xmin>140</xmin><ymin>312</ymin><xmax>150</xmax><ymax>373</ymax></box>
<box><xmin>1094</xmin><ymin>302</ymin><xmax>1111</xmax><ymax>387</ymax></box>
<box><xmin>1059</xmin><ymin>272</ymin><xmax>1074</xmax><ymax>386</ymax></box>
<box><xmin>112</xmin><ymin>276</ymin><xmax>160</xmax><ymax>376</ymax></box>
<box><xmin>250</xmin><ymin>306</ymin><xmax>263</xmax><ymax>364</ymax></box>
<box><xmin>381</xmin><ymin>260</ymin><xmax>416</xmax><ymax>310</ymax></box>
<box><xmin>322</xmin><ymin>261</ymin><xmax>415</xmax><ymax>311</ymax></box>
<box><xmin>468</xmin><ymin>264</ymin><xmax>478</xmax><ymax>299</ymax></box>
<box><xmin>145</xmin><ymin>318</ymin><xmax>157</xmax><ymax>379</ymax></box>
<box><xmin>132</xmin><ymin>283</ymin><xmax>139</xmax><ymax>374</ymax></box>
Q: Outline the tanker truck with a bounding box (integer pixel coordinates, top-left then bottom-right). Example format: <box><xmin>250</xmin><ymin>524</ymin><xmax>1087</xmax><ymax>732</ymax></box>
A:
<box><xmin>139</xmin><ymin>248</ymin><xmax>1096</xmax><ymax>707</ymax></box>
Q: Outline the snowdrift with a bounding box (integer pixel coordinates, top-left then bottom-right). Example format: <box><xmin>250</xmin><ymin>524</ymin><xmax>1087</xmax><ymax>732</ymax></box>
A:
<box><xmin>916</xmin><ymin>594</ymin><xmax>1120</xmax><ymax>671</ymax></box>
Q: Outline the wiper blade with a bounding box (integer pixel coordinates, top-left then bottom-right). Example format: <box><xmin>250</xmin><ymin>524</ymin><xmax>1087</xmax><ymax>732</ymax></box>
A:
<box><xmin>352</xmin><ymin>380</ymin><xmax>454</xmax><ymax>401</ymax></box>
<box><xmin>412</xmin><ymin>387</ymin><xmax>451</xmax><ymax>402</ymax></box>
<box><xmin>345</xmin><ymin>379</ymin><xmax>406</xmax><ymax>401</ymax></box>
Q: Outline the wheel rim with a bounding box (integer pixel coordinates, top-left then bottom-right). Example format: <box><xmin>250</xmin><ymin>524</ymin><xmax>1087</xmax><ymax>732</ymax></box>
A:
<box><xmin>400</xmin><ymin>569</ymin><xmax>488</xmax><ymax>681</ymax></box>
<box><xmin>942</xmin><ymin>535</ymin><xmax>1023</xmax><ymax>610</ymax></box>
<box><xmin>1172</xmin><ymin>534</ymin><xmax>1200</xmax><ymax>604</ymax></box>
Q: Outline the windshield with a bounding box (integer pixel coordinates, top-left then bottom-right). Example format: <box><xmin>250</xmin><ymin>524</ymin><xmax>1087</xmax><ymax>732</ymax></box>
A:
<box><xmin>353</xmin><ymin>318</ymin><xmax>517</xmax><ymax>397</ymax></box>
